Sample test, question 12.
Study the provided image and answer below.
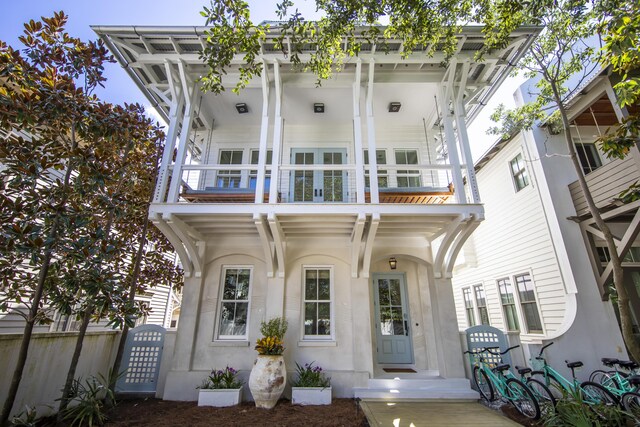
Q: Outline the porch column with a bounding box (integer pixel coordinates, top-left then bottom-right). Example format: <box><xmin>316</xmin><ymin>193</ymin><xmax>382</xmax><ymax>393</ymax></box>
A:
<box><xmin>440</xmin><ymin>89</ymin><xmax>466</xmax><ymax>204</ymax></box>
<box><xmin>351</xmin><ymin>277</ymin><xmax>374</xmax><ymax>377</ymax></box>
<box><xmin>366</xmin><ymin>60</ymin><xmax>379</xmax><ymax>203</ymax></box>
<box><xmin>170</xmin><ymin>274</ymin><xmax>206</xmax><ymax>371</ymax></box>
<box><xmin>430</xmin><ymin>276</ymin><xmax>466</xmax><ymax>378</ymax></box>
<box><xmin>255</xmin><ymin>60</ymin><xmax>270</xmax><ymax>203</ymax></box>
<box><xmin>353</xmin><ymin>60</ymin><xmax>365</xmax><ymax>204</ymax></box>
<box><xmin>269</xmin><ymin>60</ymin><xmax>283</xmax><ymax>204</ymax></box>
<box><xmin>265</xmin><ymin>276</ymin><xmax>285</xmax><ymax>320</ymax></box>
<box><xmin>454</xmin><ymin>99</ymin><xmax>481</xmax><ymax>204</ymax></box>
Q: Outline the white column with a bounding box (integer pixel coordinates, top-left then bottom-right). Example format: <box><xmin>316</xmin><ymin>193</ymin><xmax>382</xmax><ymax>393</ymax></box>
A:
<box><xmin>351</xmin><ymin>277</ymin><xmax>374</xmax><ymax>378</ymax></box>
<box><xmin>269</xmin><ymin>60</ymin><xmax>283</xmax><ymax>204</ymax></box>
<box><xmin>353</xmin><ymin>61</ymin><xmax>365</xmax><ymax>204</ymax></box>
<box><xmin>430</xmin><ymin>276</ymin><xmax>466</xmax><ymax>378</ymax></box>
<box><xmin>255</xmin><ymin>61</ymin><xmax>270</xmax><ymax>203</ymax></box>
<box><xmin>170</xmin><ymin>275</ymin><xmax>205</xmax><ymax>371</ymax></box>
<box><xmin>365</xmin><ymin>60</ymin><xmax>379</xmax><ymax>203</ymax></box>
<box><xmin>265</xmin><ymin>276</ymin><xmax>285</xmax><ymax>320</ymax></box>
<box><xmin>455</xmin><ymin>100</ymin><xmax>481</xmax><ymax>204</ymax></box>
<box><xmin>440</xmin><ymin>90</ymin><xmax>466</xmax><ymax>204</ymax></box>
<box><xmin>167</xmin><ymin>88</ymin><xmax>198</xmax><ymax>203</ymax></box>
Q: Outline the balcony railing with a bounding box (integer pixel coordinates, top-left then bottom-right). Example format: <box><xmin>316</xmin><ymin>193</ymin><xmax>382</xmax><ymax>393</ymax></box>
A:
<box><xmin>171</xmin><ymin>163</ymin><xmax>458</xmax><ymax>205</ymax></box>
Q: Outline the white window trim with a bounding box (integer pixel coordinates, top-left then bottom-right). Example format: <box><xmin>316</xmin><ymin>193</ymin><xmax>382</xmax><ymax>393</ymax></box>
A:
<box><xmin>215</xmin><ymin>265</ymin><xmax>253</xmax><ymax>341</ymax></box>
<box><xmin>472</xmin><ymin>284</ymin><xmax>490</xmax><ymax>326</ymax></box>
<box><xmin>393</xmin><ymin>148</ymin><xmax>422</xmax><ymax>188</ymax></box>
<box><xmin>495</xmin><ymin>270</ymin><xmax>545</xmax><ymax>336</ymax></box>
<box><xmin>461</xmin><ymin>286</ymin><xmax>476</xmax><ymax>328</ymax></box>
<box><xmin>217</xmin><ymin>149</ymin><xmax>246</xmax><ymax>188</ymax></box>
<box><xmin>509</xmin><ymin>153</ymin><xmax>529</xmax><ymax>193</ymax></box>
<box><xmin>301</xmin><ymin>265</ymin><xmax>335</xmax><ymax>342</ymax></box>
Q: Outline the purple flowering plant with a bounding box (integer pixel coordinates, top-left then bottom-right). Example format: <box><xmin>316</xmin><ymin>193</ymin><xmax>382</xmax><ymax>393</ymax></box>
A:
<box><xmin>198</xmin><ymin>366</ymin><xmax>243</xmax><ymax>389</ymax></box>
<box><xmin>291</xmin><ymin>362</ymin><xmax>331</xmax><ymax>388</ymax></box>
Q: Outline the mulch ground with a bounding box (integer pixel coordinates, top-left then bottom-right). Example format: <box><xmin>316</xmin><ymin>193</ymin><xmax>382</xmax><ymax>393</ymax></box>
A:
<box><xmin>103</xmin><ymin>398</ymin><xmax>369</xmax><ymax>427</ymax></box>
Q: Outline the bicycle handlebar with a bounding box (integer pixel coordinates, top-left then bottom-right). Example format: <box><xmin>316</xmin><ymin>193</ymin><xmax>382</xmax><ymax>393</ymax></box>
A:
<box><xmin>465</xmin><ymin>345</ymin><xmax>518</xmax><ymax>356</ymax></box>
<box><xmin>538</xmin><ymin>341</ymin><xmax>554</xmax><ymax>357</ymax></box>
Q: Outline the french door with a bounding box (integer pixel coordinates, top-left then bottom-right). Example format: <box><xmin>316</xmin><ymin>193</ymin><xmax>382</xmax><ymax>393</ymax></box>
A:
<box><xmin>373</xmin><ymin>274</ymin><xmax>414</xmax><ymax>364</ymax></box>
<box><xmin>291</xmin><ymin>148</ymin><xmax>347</xmax><ymax>202</ymax></box>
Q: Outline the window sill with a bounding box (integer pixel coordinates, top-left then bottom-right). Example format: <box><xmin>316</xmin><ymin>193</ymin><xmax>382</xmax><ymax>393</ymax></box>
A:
<box><xmin>210</xmin><ymin>340</ymin><xmax>250</xmax><ymax>347</ymax></box>
<box><xmin>298</xmin><ymin>340</ymin><xmax>337</xmax><ymax>347</ymax></box>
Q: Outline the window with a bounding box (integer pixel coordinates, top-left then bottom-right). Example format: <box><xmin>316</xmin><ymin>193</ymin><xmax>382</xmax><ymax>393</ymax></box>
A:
<box><xmin>303</xmin><ymin>267</ymin><xmax>333</xmax><ymax>339</ymax></box>
<box><xmin>463</xmin><ymin>288</ymin><xmax>476</xmax><ymax>327</ymax></box>
<box><xmin>575</xmin><ymin>143</ymin><xmax>602</xmax><ymax>175</ymax></box>
<box><xmin>395</xmin><ymin>149</ymin><xmax>421</xmax><ymax>187</ymax></box>
<box><xmin>474</xmin><ymin>285</ymin><xmax>490</xmax><ymax>325</ymax></box>
<box><xmin>364</xmin><ymin>149</ymin><xmax>388</xmax><ymax>188</ymax></box>
<box><xmin>249</xmin><ymin>150</ymin><xmax>273</xmax><ymax>190</ymax></box>
<box><xmin>218</xmin><ymin>267</ymin><xmax>251</xmax><ymax>339</ymax></box>
<box><xmin>515</xmin><ymin>273</ymin><xmax>543</xmax><ymax>334</ymax></box>
<box><xmin>497</xmin><ymin>278</ymin><xmax>519</xmax><ymax>331</ymax></box>
<box><xmin>509</xmin><ymin>153</ymin><xmax>529</xmax><ymax>192</ymax></box>
<box><xmin>217</xmin><ymin>150</ymin><xmax>243</xmax><ymax>188</ymax></box>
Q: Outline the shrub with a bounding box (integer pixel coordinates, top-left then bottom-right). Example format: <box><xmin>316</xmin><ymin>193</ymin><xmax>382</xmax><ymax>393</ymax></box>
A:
<box><xmin>291</xmin><ymin>362</ymin><xmax>331</xmax><ymax>388</ymax></box>
<box><xmin>198</xmin><ymin>367</ymin><xmax>243</xmax><ymax>389</ymax></box>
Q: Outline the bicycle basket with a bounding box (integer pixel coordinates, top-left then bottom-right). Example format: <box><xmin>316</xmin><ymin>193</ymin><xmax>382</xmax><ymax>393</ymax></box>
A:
<box><xmin>530</xmin><ymin>357</ymin><xmax>545</xmax><ymax>371</ymax></box>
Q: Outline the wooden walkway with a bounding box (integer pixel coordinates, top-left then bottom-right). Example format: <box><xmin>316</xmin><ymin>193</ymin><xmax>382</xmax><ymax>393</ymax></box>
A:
<box><xmin>360</xmin><ymin>400</ymin><xmax>521</xmax><ymax>427</ymax></box>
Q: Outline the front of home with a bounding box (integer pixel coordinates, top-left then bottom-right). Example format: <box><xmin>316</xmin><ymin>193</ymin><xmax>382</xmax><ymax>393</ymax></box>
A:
<box><xmin>94</xmin><ymin>24</ymin><xmax>539</xmax><ymax>400</ymax></box>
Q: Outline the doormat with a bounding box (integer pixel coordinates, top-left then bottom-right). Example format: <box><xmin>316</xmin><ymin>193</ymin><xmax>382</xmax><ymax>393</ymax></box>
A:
<box><xmin>383</xmin><ymin>368</ymin><xmax>417</xmax><ymax>373</ymax></box>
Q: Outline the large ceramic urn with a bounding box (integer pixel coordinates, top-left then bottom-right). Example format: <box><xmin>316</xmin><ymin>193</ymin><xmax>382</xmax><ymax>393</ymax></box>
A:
<box><xmin>248</xmin><ymin>355</ymin><xmax>286</xmax><ymax>409</ymax></box>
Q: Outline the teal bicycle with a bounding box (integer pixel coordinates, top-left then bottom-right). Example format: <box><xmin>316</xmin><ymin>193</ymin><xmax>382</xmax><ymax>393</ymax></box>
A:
<box><xmin>530</xmin><ymin>342</ymin><xmax>619</xmax><ymax>411</ymax></box>
<box><xmin>466</xmin><ymin>345</ymin><xmax>541</xmax><ymax>420</ymax></box>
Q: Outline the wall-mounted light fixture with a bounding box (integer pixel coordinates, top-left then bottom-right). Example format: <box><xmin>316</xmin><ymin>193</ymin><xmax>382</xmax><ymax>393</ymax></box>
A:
<box><xmin>235</xmin><ymin>103</ymin><xmax>249</xmax><ymax>114</ymax></box>
<box><xmin>314</xmin><ymin>103</ymin><xmax>325</xmax><ymax>113</ymax></box>
<box><xmin>389</xmin><ymin>257</ymin><xmax>397</xmax><ymax>270</ymax></box>
<box><xmin>388</xmin><ymin>102</ymin><xmax>401</xmax><ymax>113</ymax></box>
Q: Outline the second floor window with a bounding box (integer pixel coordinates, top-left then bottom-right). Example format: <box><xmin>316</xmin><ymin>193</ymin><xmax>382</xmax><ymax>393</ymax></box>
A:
<box><xmin>217</xmin><ymin>150</ymin><xmax>243</xmax><ymax>188</ymax></box>
<box><xmin>575</xmin><ymin>142</ymin><xmax>602</xmax><ymax>175</ymax></box>
<box><xmin>249</xmin><ymin>150</ymin><xmax>272</xmax><ymax>190</ymax></box>
<box><xmin>395</xmin><ymin>149</ymin><xmax>421</xmax><ymax>187</ymax></box>
<box><xmin>364</xmin><ymin>149</ymin><xmax>388</xmax><ymax>188</ymax></box>
<box><xmin>515</xmin><ymin>273</ymin><xmax>543</xmax><ymax>334</ymax></box>
<box><xmin>509</xmin><ymin>153</ymin><xmax>529</xmax><ymax>192</ymax></box>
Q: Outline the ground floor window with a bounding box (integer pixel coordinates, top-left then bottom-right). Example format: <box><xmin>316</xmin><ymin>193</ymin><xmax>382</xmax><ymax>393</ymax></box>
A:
<box><xmin>218</xmin><ymin>267</ymin><xmax>251</xmax><ymax>339</ymax></box>
<box><xmin>303</xmin><ymin>267</ymin><xmax>333</xmax><ymax>339</ymax></box>
<box><xmin>515</xmin><ymin>273</ymin><xmax>543</xmax><ymax>334</ymax></box>
<box><xmin>474</xmin><ymin>285</ymin><xmax>490</xmax><ymax>325</ymax></box>
<box><xmin>498</xmin><ymin>278</ymin><xmax>519</xmax><ymax>332</ymax></box>
<box><xmin>463</xmin><ymin>288</ymin><xmax>476</xmax><ymax>327</ymax></box>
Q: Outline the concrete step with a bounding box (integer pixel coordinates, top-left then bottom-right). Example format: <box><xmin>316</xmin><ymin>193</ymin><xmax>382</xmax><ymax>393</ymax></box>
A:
<box><xmin>353</xmin><ymin>377</ymin><xmax>480</xmax><ymax>401</ymax></box>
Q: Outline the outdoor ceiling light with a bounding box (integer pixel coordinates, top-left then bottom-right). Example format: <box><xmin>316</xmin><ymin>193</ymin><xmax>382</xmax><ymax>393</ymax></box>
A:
<box><xmin>235</xmin><ymin>103</ymin><xmax>249</xmax><ymax>114</ymax></box>
<box><xmin>388</xmin><ymin>102</ymin><xmax>401</xmax><ymax>113</ymax></box>
<box><xmin>314</xmin><ymin>103</ymin><xmax>325</xmax><ymax>113</ymax></box>
<box><xmin>389</xmin><ymin>257</ymin><xmax>397</xmax><ymax>270</ymax></box>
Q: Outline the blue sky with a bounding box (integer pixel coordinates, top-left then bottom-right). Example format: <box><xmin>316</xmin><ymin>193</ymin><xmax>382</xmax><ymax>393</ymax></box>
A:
<box><xmin>0</xmin><ymin>1</ymin><xmax>514</xmax><ymax>159</ymax></box>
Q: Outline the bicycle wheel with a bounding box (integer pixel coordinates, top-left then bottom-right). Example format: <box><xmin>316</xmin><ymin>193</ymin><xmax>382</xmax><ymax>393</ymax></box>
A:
<box><xmin>526</xmin><ymin>377</ymin><xmax>557</xmax><ymax>415</ymax></box>
<box><xmin>504</xmin><ymin>378</ymin><xmax>541</xmax><ymax>420</ymax></box>
<box><xmin>622</xmin><ymin>391</ymin><xmax>640</xmax><ymax>423</ymax></box>
<box><xmin>531</xmin><ymin>370</ymin><xmax>566</xmax><ymax>400</ymax></box>
<box><xmin>473</xmin><ymin>366</ymin><xmax>494</xmax><ymax>401</ymax></box>
<box><xmin>589</xmin><ymin>369</ymin><xmax>621</xmax><ymax>390</ymax></box>
<box><xmin>580</xmin><ymin>381</ymin><xmax>619</xmax><ymax>406</ymax></box>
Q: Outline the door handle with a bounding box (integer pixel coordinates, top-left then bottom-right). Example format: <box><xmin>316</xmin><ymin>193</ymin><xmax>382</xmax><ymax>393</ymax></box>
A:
<box><xmin>404</xmin><ymin>321</ymin><xmax>409</xmax><ymax>336</ymax></box>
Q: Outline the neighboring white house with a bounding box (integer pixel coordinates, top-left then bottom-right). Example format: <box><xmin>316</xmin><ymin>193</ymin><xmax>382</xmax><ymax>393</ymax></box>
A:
<box><xmin>94</xmin><ymin>24</ymin><xmax>540</xmax><ymax>401</ymax></box>
<box><xmin>452</xmin><ymin>69</ymin><xmax>639</xmax><ymax>378</ymax></box>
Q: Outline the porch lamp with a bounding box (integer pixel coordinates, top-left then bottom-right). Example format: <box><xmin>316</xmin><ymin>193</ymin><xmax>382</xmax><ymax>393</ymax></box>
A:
<box><xmin>389</xmin><ymin>257</ymin><xmax>397</xmax><ymax>270</ymax></box>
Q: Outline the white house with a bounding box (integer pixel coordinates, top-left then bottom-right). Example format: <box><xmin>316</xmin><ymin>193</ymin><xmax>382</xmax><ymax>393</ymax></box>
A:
<box><xmin>452</xmin><ymin>69</ymin><xmax>638</xmax><ymax>377</ymax></box>
<box><xmin>94</xmin><ymin>24</ymin><xmax>540</xmax><ymax>400</ymax></box>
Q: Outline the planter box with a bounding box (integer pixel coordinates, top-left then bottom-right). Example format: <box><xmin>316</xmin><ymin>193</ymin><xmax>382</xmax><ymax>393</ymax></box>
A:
<box><xmin>291</xmin><ymin>387</ymin><xmax>332</xmax><ymax>405</ymax></box>
<box><xmin>197</xmin><ymin>387</ymin><xmax>242</xmax><ymax>407</ymax></box>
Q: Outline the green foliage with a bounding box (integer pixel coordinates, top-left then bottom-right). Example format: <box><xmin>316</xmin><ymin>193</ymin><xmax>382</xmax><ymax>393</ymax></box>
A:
<box><xmin>199</xmin><ymin>0</ymin><xmax>539</xmax><ymax>93</ymax></box>
<box><xmin>259</xmin><ymin>316</ymin><xmax>288</xmax><ymax>339</ymax></box>
<box><xmin>542</xmin><ymin>387</ymin><xmax>627</xmax><ymax>427</ymax></box>
<box><xmin>291</xmin><ymin>362</ymin><xmax>331</xmax><ymax>388</ymax></box>
<box><xmin>10</xmin><ymin>406</ymin><xmax>38</xmax><ymax>427</ymax></box>
<box><xmin>59</xmin><ymin>373</ymin><xmax>116</xmax><ymax>427</ymax></box>
<box><xmin>255</xmin><ymin>335</ymin><xmax>285</xmax><ymax>355</ymax></box>
<box><xmin>198</xmin><ymin>367</ymin><xmax>243</xmax><ymax>389</ymax></box>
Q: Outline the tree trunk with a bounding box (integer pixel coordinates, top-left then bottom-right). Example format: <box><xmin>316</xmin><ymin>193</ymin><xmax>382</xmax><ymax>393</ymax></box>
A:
<box><xmin>56</xmin><ymin>305</ymin><xmax>93</xmax><ymax>421</ymax></box>
<box><xmin>0</xmin><ymin>130</ymin><xmax>78</xmax><ymax>426</ymax></box>
<box><xmin>552</xmin><ymin>82</ymin><xmax>640</xmax><ymax>361</ymax></box>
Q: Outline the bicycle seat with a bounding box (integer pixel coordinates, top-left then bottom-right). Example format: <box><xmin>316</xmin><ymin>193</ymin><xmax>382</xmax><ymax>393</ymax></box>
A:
<box><xmin>628</xmin><ymin>375</ymin><xmax>640</xmax><ymax>386</ymax></box>
<box><xmin>619</xmin><ymin>360</ymin><xmax>639</xmax><ymax>370</ymax></box>
<box><xmin>602</xmin><ymin>357</ymin><xmax>619</xmax><ymax>367</ymax></box>
<box><xmin>566</xmin><ymin>361</ymin><xmax>583</xmax><ymax>369</ymax></box>
<box><xmin>515</xmin><ymin>366</ymin><xmax>531</xmax><ymax>375</ymax></box>
<box><xmin>493</xmin><ymin>364</ymin><xmax>511</xmax><ymax>373</ymax></box>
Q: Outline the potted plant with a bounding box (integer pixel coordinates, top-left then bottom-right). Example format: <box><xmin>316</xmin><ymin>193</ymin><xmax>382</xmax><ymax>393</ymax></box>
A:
<box><xmin>248</xmin><ymin>317</ymin><xmax>288</xmax><ymax>409</ymax></box>
<box><xmin>291</xmin><ymin>362</ymin><xmax>332</xmax><ymax>405</ymax></box>
<box><xmin>197</xmin><ymin>366</ymin><xmax>243</xmax><ymax>407</ymax></box>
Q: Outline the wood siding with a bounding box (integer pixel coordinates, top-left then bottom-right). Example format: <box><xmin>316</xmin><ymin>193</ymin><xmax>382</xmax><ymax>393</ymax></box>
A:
<box><xmin>452</xmin><ymin>136</ymin><xmax>567</xmax><ymax>340</ymax></box>
<box><xmin>568</xmin><ymin>156</ymin><xmax>640</xmax><ymax>216</ymax></box>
